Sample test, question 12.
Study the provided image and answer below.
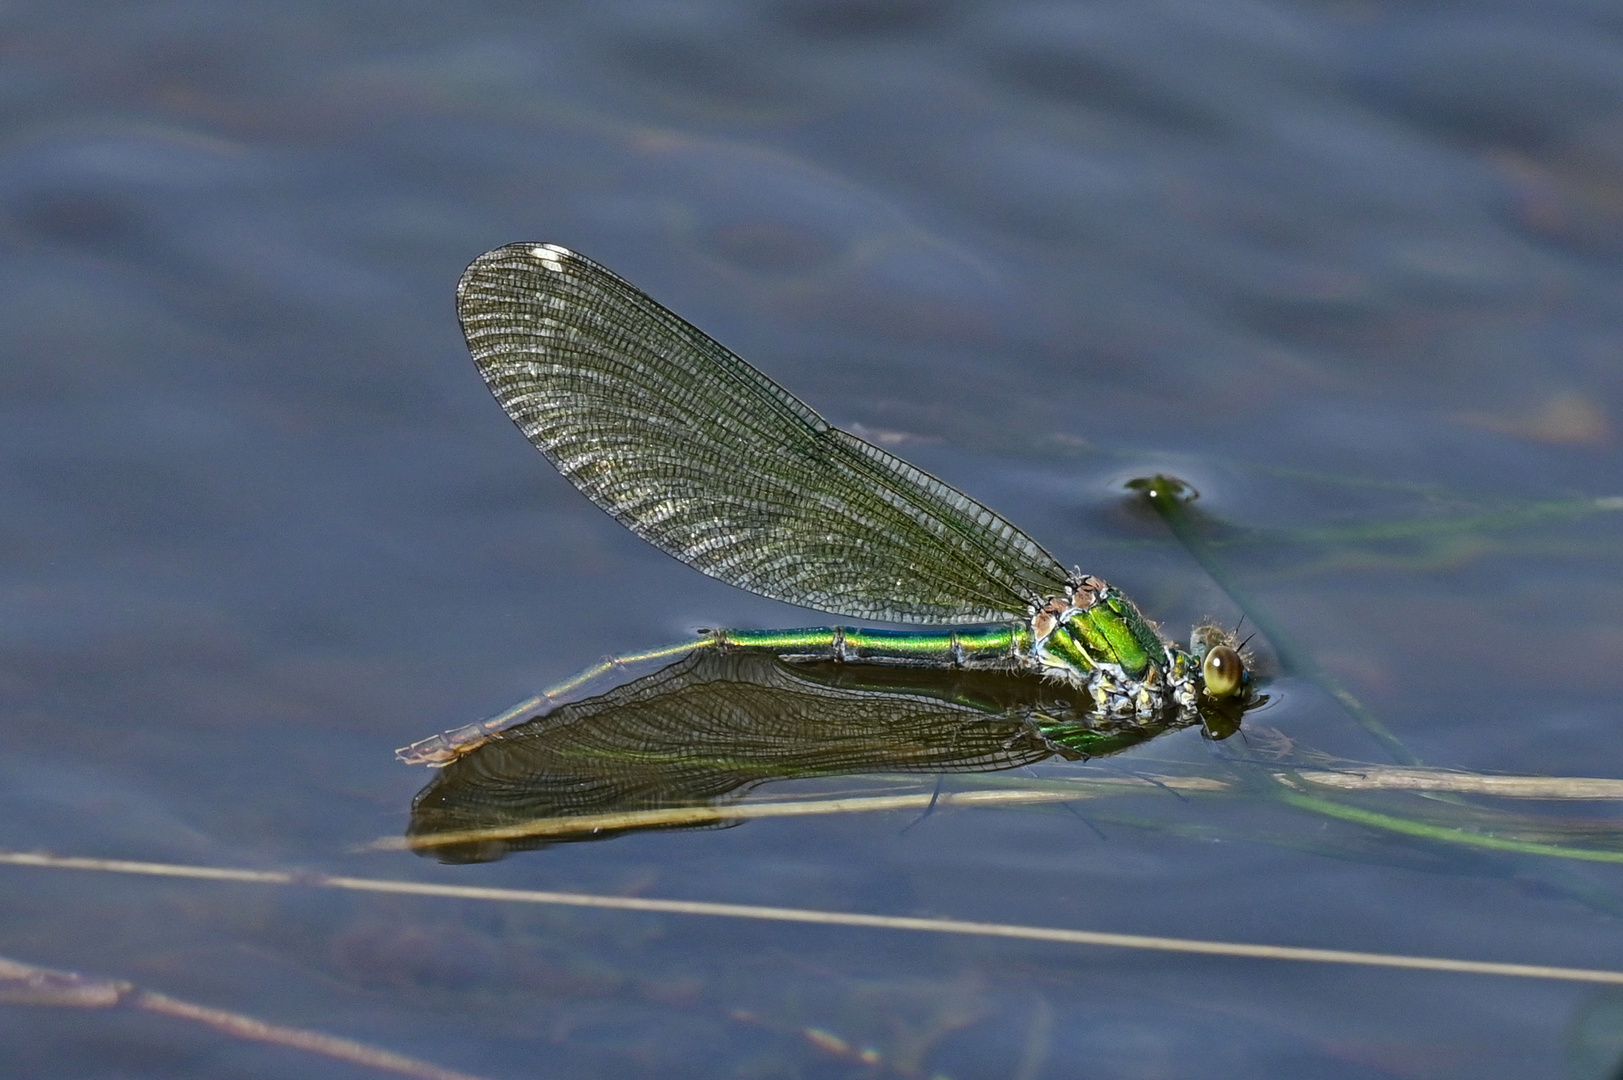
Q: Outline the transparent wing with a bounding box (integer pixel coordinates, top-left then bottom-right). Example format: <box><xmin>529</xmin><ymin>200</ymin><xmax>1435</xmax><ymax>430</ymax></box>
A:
<box><xmin>457</xmin><ymin>243</ymin><xmax>1069</xmax><ymax>623</ymax></box>
<box><xmin>407</xmin><ymin>649</ymin><xmax>1056</xmax><ymax>860</ymax></box>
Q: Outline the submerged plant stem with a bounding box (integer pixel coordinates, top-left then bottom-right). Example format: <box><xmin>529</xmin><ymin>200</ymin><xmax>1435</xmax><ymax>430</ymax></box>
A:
<box><xmin>1217</xmin><ymin>495</ymin><xmax>1623</xmax><ymax>549</ymax></box>
<box><xmin>1131</xmin><ymin>475</ymin><xmax>1419</xmax><ymax>766</ymax></box>
<box><xmin>1274</xmin><ymin>786</ymin><xmax>1623</xmax><ymax>864</ymax></box>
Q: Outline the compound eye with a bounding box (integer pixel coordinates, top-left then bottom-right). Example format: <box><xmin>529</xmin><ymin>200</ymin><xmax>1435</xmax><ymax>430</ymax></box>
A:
<box><xmin>1202</xmin><ymin>645</ymin><xmax>1244</xmax><ymax>698</ymax></box>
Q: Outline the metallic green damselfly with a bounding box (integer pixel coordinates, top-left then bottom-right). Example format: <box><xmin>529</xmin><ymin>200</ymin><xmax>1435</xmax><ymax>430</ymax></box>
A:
<box><xmin>398</xmin><ymin>243</ymin><xmax>1251</xmax><ymax>766</ymax></box>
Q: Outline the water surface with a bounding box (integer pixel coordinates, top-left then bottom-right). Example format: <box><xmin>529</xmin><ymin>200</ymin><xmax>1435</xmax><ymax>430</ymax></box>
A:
<box><xmin>2</xmin><ymin>2</ymin><xmax>1622</xmax><ymax>1077</ymax></box>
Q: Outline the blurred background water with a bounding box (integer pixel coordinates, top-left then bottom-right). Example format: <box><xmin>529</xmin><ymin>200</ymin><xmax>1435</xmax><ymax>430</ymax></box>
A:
<box><xmin>1</xmin><ymin>1</ymin><xmax>1622</xmax><ymax>1077</ymax></box>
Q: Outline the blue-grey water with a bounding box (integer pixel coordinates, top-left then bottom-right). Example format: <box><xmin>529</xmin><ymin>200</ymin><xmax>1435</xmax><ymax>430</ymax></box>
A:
<box><xmin>3</xmin><ymin>2</ymin><xmax>1623</xmax><ymax>1077</ymax></box>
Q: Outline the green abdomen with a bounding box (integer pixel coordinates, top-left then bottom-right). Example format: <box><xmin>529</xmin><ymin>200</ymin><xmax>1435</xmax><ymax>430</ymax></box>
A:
<box><xmin>718</xmin><ymin>624</ymin><xmax>1030</xmax><ymax>671</ymax></box>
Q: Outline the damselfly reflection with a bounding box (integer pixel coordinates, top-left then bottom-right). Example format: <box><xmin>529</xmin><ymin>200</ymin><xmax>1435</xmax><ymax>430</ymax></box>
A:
<box><xmin>407</xmin><ymin>649</ymin><xmax>1259</xmax><ymax>863</ymax></box>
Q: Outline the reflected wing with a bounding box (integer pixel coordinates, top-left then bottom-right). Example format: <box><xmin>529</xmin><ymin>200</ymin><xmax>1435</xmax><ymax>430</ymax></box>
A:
<box><xmin>457</xmin><ymin>243</ymin><xmax>1069</xmax><ymax>624</ymax></box>
<box><xmin>407</xmin><ymin>649</ymin><xmax>1056</xmax><ymax>861</ymax></box>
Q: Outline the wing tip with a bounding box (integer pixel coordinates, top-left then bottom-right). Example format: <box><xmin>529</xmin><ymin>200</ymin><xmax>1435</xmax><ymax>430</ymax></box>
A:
<box><xmin>524</xmin><ymin>243</ymin><xmax>572</xmax><ymax>273</ymax></box>
<box><xmin>459</xmin><ymin>241</ymin><xmax>581</xmax><ymax>290</ymax></box>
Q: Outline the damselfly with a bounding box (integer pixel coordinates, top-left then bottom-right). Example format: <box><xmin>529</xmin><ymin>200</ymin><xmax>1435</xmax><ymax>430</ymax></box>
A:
<box><xmin>399</xmin><ymin>244</ymin><xmax>1251</xmax><ymax>765</ymax></box>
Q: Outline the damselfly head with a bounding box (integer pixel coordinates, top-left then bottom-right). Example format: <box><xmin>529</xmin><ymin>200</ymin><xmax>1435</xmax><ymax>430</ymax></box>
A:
<box><xmin>1201</xmin><ymin>645</ymin><xmax>1245</xmax><ymax>699</ymax></box>
<box><xmin>1188</xmin><ymin>621</ymin><xmax>1254</xmax><ymax>702</ymax></box>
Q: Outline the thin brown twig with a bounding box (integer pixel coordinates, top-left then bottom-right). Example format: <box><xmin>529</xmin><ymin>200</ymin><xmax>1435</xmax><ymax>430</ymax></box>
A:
<box><xmin>4</xmin><ymin>850</ymin><xmax>1623</xmax><ymax>985</ymax></box>
<box><xmin>388</xmin><ymin>764</ymin><xmax>1623</xmax><ymax>851</ymax></box>
<box><xmin>380</xmin><ymin>778</ymin><xmax>1228</xmax><ymax>851</ymax></box>
<box><xmin>1294</xmin><ymin>767</ymin><xmax>1623</xmax><ymax>799</ymax></box>
<box><xmin>0</xmin><ymin>952</ymin><xmax>490</xmax><ymax>1080</ymax></box>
